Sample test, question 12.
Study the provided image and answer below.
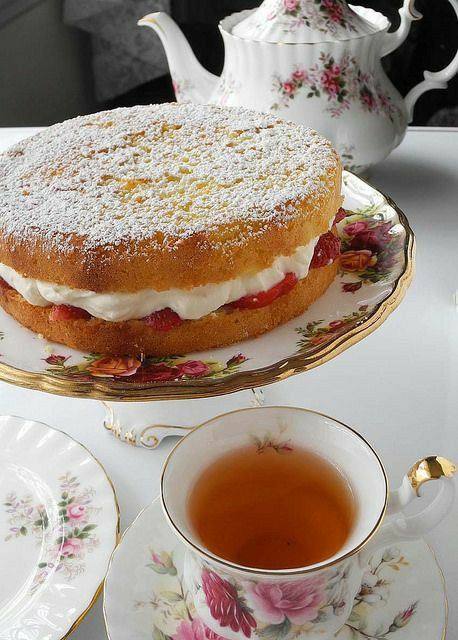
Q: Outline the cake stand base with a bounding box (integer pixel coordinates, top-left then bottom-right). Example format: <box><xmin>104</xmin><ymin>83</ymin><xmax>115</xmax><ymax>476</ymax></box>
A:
<box><xmin>102</xmin><ymin>387</ymin><xmax>265</xmax><ymax>448</ymax></box>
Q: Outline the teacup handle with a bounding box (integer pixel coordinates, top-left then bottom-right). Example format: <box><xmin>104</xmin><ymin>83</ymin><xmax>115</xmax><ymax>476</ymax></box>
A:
<box><xmin>360</xmin><ymin>456</ymin><xmax>456</xmax><ymax>565</ymax></box>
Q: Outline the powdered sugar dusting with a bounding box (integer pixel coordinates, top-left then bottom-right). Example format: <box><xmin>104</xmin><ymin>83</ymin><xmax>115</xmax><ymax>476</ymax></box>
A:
<box><xmin>0</xmin><ymin>104</ymin><xmax>337</xmax><ymax>254</ymax></box>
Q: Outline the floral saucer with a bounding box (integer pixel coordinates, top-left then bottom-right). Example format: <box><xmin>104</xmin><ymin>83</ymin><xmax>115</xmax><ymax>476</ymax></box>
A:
<box><xmin>0</xmin><ymin>415</ymin><xmax>119</xmax><ymax>640</ymax></box>
<box><xmin>103</xmin><ymin>498</ymin><xmax>446</xmax><ymax>640</ymax></box>
<box><xmin>0</xmin><ymin>172</ymin><xmax>414</xmax><ymax>401</ymax></box>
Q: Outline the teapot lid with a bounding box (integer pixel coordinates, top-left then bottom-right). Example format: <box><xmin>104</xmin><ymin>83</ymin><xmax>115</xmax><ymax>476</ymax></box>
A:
<box><xmin>231</xmin><ymin>0</ymin><xmax>383</xmax><ymax>43</ymax></box>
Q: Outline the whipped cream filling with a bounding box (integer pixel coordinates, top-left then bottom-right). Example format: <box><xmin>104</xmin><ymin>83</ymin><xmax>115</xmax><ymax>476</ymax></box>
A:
<box><xmin>0</xmin><ymin>236</ymin><xmax>321</xmax><ymax>322</ymax></box>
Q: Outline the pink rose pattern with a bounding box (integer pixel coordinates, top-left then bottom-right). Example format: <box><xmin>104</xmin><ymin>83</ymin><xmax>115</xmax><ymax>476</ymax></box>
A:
<box><xmin>196</xmin><ymin>561</ymin><xmax>351</xmax><ymax>637</ymax></box>
<box><xmin>272</xmin><ymin>52</ymin><xmax>402</xmax><ymax>122</ymax></box>
<box><xmin>67</xmin><ymin>503</ymin><xmax>87</xmax><ymax>522</ymax></box>
<box><xmin>143</xmin><ymin>547</ymin><xmax>418</xmax><ymax>640</ymax></box>
<box><xmin>277</xmin><ymin>0</ymin><xmax>358</xmax><ymax>34</ymax></box>
<box><xmin>205</xmin><ymin>202</ymin><xmax>386</xmax><ymax>306</ymax></box>
<box><xmin>60</xmin><ymin>537</ymin><xmax>82</xmax><ymax>557</ymax></box>
<box><xmin>4</xmin><ymin>471</ymin><xmax>99</xmax><ymax>592</ymax></box>
<box><xmin>282</xmin><ymin>0</ymin><xmax>299</xmax><ymax>12</ymax></box>
<box><xmin>296</xmin><ymin>306</ymin><xmax>371</xmax><ymax>352</ymax></box>
<box><xmin>46</xmin><ymin>353</ymin><xmax>247</xmax><ymax>383</ymax></box>
<box><xmin>344</xmin><ymin>221</ymin><xmax>367</xmax><ymax>236</ymax></box>
<box><xmin>177</xmin><ymin>360</ymin><xmax>210</xmax><ymax>377</ymax></box>
<box><xmin>338</xmin><ymin>208</ymin><xmax>403</xmax><ymax>292</ymax></box>
<box><xmin>174</xmin><ymin>619</ymin><xmax>227</xmax><ymax>640</ymax></box>
<box><xmin>245</xmin><ymin>577</ymin><xmax>326</xmax><ymax>624</ymax></box>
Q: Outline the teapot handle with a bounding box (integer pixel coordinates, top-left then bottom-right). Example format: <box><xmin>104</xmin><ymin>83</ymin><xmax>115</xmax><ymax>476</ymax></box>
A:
<box><xmin>404</xmin><ymin>0</ymin><xmax>458</xmax><ymax>121</ymax></box>
<box><xmin>360</xmin><ymin>456</ymin><xmax>456</xmax><ymax>565</ymax></box>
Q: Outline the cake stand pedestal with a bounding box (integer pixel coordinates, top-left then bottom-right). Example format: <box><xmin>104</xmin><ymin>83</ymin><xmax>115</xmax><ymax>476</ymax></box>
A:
<box><xmin>102</xmin><ymin>388</ymin><xmax>265</xmax><ymax>448</ymax></box>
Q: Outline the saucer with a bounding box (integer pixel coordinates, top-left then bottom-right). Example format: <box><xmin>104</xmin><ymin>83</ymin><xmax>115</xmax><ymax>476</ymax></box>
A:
<box><xmin>0</xmin><ymin>172</ymin><xmax>414</xmax><ymax>401</ymax></box>
<box><xmin>103</xmin><ymin>498</ymin><xmax>446</xmax><ymax>640</ymax></box>
<box><xmin>0</xmin><ymin>416</ymin><xmax>120</xmax><ymax>640</ymax></box>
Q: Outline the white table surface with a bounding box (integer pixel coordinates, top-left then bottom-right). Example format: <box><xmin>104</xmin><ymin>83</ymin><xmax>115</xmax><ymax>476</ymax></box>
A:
<box><xmin>0</xmin><ymin>126</ymin><xmax>457</xmax><ymax>639</ymax></box>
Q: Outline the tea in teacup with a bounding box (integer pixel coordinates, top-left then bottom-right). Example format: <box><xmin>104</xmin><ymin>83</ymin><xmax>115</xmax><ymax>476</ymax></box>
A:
<box><xmin>188</xmin><ymin>442</ymin><xmax>355</xmax><ymax>569</ymax></box>
<box><xmin>162</xmin><ymin>408</ymin><xmax>455</xmax><ymax>640</ymax></box>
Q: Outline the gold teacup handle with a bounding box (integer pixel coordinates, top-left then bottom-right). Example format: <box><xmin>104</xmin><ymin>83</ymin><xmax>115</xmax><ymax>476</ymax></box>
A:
<box><xmin>361</xmin><ymin>456</ymin><xmax>456</xmax><ymax>565</ymax></box>
<box><xmin>407</xmin><ymin>456</ymin><xmax>457</xmax><ymax>496</ymax></box>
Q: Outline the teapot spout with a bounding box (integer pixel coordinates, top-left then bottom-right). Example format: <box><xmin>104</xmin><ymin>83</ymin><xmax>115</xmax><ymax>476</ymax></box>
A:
<box><xmin>138</xmin><ymin>12</ymin><xmax>219</xmax><ymax>104</ymax></box>
<box><xmin>380</xmin><ymin>0</ymin><xmax>422</xmax><ymax>58</ymax></box>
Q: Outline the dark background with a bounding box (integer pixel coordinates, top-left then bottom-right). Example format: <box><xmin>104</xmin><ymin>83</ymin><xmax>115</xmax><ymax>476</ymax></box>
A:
<box><xmin>1</xmin><ymin>0</ymin><xmax>457</xmax><ymax>126</ymax></box>
<box><xmin>111</xmin><ymin>0</ymin><xmax>458</xmax><ymax>126</ymax></box>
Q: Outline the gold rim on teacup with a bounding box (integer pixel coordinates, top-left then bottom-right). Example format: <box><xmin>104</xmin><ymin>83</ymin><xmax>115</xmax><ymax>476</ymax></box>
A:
<box><xmin>160</xmin><ymin>406</ymin><xmax>456</xmax><ymax>640</ymax></box>
<box><xmin>160</xmin><ymin>405</ymin><xmax>389</xmax><ymax>576</ymax></box>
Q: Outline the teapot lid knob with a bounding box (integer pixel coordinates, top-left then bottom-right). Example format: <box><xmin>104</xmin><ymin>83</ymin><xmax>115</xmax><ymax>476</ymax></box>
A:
<box><xmin>231</xmin><ymin>0</ymin><xmax>389</xmax><ymax>43</ymax></box>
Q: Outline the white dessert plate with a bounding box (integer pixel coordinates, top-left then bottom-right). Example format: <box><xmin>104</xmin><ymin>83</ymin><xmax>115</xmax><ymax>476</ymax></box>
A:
<box><xmin>0</xmin><ymin>416</ymin><xmax>119</xmax><ymax>640</ymax></box>
<box><xmin>0</xmin><ymin>172</ymin><xmax>414</xmax><ymax>401</ymax></box>
<box><xmin>103</xmin><ymin>497</ymin><xmax>446</xmax><ymax>640</ymax></box>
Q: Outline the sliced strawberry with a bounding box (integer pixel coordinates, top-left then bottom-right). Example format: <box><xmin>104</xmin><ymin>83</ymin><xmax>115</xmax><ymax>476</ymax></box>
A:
<box><xmin>0</xmin><ymin>278</ymin><xmax>13</xmax><ymax>291</ymax></box>
<box><xmin>230</xmin><ymin>272</ymin><xmax>298</xmax><ymax>310</ymax></box>
<box><xmin>310</xmin><ymin>232</ymin><xmax>341</xmax><ymax>269</ymax></box>
<box><xmin>49</xmin><ymin>304</ymin><xmax>91</xmax><ymax>321</ymax></box>
<box><xmin>334</xmin><ymin>207</ymin><xmax>346</xmax><ymax>224</ymax></box>
<box><xmin>143</xmin><ymin>307</ymin><xmax>183</xmax><ymax>331</ymax></box>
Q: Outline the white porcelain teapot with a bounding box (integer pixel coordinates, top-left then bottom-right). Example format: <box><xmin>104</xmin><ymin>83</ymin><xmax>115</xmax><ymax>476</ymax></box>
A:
<box><xmin>139</xmin><ymin>0</ymin><xmax>458</xmax><ymax>172</ymax></box>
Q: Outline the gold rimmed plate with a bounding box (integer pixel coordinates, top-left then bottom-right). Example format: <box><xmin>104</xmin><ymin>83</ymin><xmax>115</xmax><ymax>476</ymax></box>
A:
<box><xmin>0</xmin><ymin>416</ymin><xmax>120</xmax><ymax>640</ymax></box>
<box><xmin>0</xmin><ymin>172</ymin><xmax>414</xmax><ymax>401</ymax></box>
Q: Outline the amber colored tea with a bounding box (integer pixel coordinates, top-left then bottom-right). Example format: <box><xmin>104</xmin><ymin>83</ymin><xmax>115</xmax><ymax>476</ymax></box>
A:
<box><xmin>188</xmin><ymin>442</ymin><xmax>356</xmax><ymax>569</ymax></box>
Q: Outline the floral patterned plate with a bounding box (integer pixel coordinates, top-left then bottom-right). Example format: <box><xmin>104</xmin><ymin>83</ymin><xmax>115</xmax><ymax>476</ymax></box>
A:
<box><xmin>103</xmin><ymin>498</ymin><xmax>446</xmax><ymax>640</ymax></box>
<box><xmin>0</xmin><ymin>415</ymin><xmax>119</xmax><ymax>640</ymax></box>
<box><xmin>0</xmin><ymin>172</ymin><xmax>414</xmax><ymax>401</ymax></box>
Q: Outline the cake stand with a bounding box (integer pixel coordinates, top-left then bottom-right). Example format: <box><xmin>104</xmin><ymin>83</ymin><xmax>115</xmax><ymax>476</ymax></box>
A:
<box><xmin>0</xmin><ymin>172</ymin><xmax>415</xmax><ymax>448</ymax></box>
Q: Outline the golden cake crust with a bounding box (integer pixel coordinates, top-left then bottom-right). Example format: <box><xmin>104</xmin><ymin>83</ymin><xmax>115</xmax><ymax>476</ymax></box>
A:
<box><xmin>0</xmin><ymin>262</ymin><xmax>337</xmax><ymax>356</ymax></box>
<box><xmin>0</xmin><ymin>104</ymin><xmax>341</xmax><ymax>293</ymax></box>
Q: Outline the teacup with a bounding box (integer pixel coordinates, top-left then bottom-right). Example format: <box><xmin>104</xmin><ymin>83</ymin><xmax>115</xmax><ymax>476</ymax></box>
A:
<box><xmin>161</xmin><ymin>406</ymin><xmax>456</xmax><ymax>639</ymax></box>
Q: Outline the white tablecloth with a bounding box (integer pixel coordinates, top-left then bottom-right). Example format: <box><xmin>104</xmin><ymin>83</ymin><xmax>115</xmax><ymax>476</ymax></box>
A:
<box><xmin>0</xmin><ymin>126</ymin><xmax>457</xmax><ymax>638</ymax></box>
